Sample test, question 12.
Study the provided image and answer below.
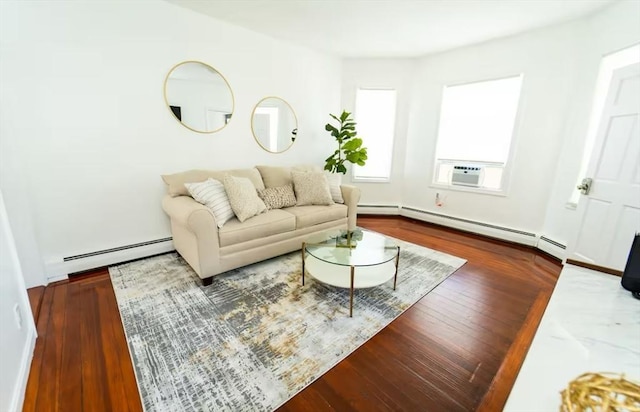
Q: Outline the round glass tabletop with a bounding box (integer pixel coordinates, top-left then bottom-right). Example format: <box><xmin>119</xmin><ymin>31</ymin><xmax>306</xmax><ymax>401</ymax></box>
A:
<box><xmin>304</xmin><ymin>229</ymin><xmax>398</xmax><ymax>267</ymax></box>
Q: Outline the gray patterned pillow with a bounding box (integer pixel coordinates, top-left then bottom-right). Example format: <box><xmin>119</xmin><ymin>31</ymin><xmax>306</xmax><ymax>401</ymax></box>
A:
<box><xmin>257</xmin><ymin>185</ymin><xmax>297</xmax><ymax>209</ymax></box>
<box><xmin>223</xmin><ymin>174</ymin><xmax>267</xmax><ymax>222</ymax></box>
<box><xmin>291</xmin><ymin>171</ymin><xmax>334</xmax><ymax>206</ymax></box>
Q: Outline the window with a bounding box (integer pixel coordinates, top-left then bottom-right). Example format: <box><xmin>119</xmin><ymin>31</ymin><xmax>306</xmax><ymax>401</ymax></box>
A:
<box><xmin>353</xmin><ymin>89</ymin><xmax>397</xmax><ymax>181</ymax></box>
<box><xmin>433</xmin><ymin>75</ymin><xmax>523</xmax><ymax>192</ymax></box>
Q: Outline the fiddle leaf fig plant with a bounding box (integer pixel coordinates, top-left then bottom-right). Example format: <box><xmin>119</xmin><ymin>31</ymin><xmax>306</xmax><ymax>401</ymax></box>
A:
<box><xmin>324</xmin><ymin>110</ymin><xmax>367</xmax><ymax>174</ymax></box>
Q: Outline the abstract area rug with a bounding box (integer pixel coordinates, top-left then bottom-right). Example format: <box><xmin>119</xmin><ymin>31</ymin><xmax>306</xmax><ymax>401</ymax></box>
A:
<box><xmin>109</xmin><ymin>236</ymin><xmax>466</xmax><ymax>411</ymax></box>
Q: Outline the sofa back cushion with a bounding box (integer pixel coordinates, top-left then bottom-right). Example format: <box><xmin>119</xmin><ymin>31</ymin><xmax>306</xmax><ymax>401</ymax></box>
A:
<box><xmin>162</xmin><ymin>168</ymin><xmax>265</xmax><ymax>197</ymax></box>
<box><xmin>256</xmin><ymin>164</ymin><xmax>320</xmax><ymax>189</ymax></box>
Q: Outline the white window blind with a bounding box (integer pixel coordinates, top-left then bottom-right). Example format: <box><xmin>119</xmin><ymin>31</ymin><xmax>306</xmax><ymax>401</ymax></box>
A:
<box><xmin>434</xmin><ymin>75</ymin><xmax>523</xmax><ymax>190</ymax></box>
<box><xmin>353</xmin><ymin>89</ymin><xmax>397</xmax><ymax>181</ymax></box>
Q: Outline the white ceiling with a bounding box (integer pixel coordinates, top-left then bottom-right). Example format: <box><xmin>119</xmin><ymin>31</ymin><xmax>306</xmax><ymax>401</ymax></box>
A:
<box><xmin>165</xmin><ymin>0</ymin><xmax>615</xmax><ymax>58</ymax></box>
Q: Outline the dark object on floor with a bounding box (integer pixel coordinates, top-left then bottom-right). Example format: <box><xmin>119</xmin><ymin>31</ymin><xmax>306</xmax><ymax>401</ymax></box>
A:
<box><xmin>621</xmin><ymin>233</ymin><xmax>640</xmax><ymax>299</ymax></box>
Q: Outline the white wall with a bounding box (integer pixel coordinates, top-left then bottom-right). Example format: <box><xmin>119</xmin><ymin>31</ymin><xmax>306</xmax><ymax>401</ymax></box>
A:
<box><xmin>0</xmin><ymin>190</ymin><xmax>37</xmax><ymax>412</ymax></box>
<box><xmin>541</xmin><ymin>0</ymin><xmax>640</xmax><ymax>246</ymax></box>
<box><xmin>401</xmin><ymin>22</ymin><xmax>580</xmax><ymax>233</ymax></box>
<box><xmin>341</xmin><ymin>59</ymin><xmax>414</xmax><ymax>206</ymax></box>
<box><xmin>0</xmin><ymin>0</ymin><xmax>341</xmax><ymax>283</ymax></box>
<box><xmin>344</xmin><ymin>2</ymin><xmax>639</xmax><ymax>243</ymax></box>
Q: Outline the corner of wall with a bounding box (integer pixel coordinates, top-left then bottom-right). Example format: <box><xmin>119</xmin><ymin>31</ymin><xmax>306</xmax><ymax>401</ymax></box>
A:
<box><xmin>9</xmin><ymin>324</ymin><xmax>36</xmax><ymax>412</ymax></box>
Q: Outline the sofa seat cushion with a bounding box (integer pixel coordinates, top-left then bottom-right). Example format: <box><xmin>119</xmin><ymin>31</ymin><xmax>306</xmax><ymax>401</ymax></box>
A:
<box><xmin>283</xmin><ymin>204</ymin><xmax>348</xmax><ymax>229</ymax></box>
<box><xmin>219</xmin><ymin>209</ymin><xmax>296</xmax><ymax>247</ymax></box>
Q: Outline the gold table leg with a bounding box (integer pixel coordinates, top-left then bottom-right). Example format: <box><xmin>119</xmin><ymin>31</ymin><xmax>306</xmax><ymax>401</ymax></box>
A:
<box><xmin>350</xmin><ymin>265</ymin><xmax>355</xmax><ymax>317</ymax></box>
<box><xmin>393</xmin><ymin>246</ymin><xmax>400</xmax><ymax>291</ymax></box>
<box><xmin>301</xmin><ymin>242</ymin><xmax>306</xmax><ymax>286</ymax></box>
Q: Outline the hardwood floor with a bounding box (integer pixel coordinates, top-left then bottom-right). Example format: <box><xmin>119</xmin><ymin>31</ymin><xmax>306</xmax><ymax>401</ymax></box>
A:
<box><xmin>24</xmin><ymin>216</ymin><xmax>561</xmax><ymax>411</ymax></box>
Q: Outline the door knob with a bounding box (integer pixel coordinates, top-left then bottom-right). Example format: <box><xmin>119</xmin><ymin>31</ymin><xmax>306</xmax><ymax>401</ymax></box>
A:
<box><xmin>577</xmin><ymin>178</ymin><xmax>593</xmax><ymax>195</ymax></box>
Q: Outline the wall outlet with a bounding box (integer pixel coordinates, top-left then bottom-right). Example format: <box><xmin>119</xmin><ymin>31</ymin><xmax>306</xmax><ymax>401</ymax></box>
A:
<box><xmin>13</xmin><ymin>303</ymin><xmax>22</xmax><ymax>330</ymax></box>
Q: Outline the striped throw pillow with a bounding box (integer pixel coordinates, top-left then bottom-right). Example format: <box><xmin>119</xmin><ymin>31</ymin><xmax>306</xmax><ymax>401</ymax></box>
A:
<box><xmin>185</xmin><ymin>178</ymin><xmax>235</xmax><ymax>228</ymax></box>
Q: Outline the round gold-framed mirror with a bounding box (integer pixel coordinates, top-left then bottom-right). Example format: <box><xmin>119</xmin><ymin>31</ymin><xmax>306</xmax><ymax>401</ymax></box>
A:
<box><xmin>163</xmin><ymin>61</ymin><xmax>234</xmax><ymax>133</ymax></box>
<box><xmin>251</xmin><ymin>96</ymin><xmax>298</xmax><ymax>153</ymax></box>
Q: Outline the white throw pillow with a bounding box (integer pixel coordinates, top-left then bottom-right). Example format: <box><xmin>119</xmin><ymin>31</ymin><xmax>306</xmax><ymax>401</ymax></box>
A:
<box><xmin>291</xmin><ymin>171</ymin><xmax>334</xmax><ymax>206</ymax></box>
<box><xmin>223</xmin><ymin>174</ymin><xmax>267</xmax><ymax>222</ymax></box>
<box><xmin>185</xmin><ymin>178</ymin><xmax>235</xmax><ymax>228</ymax></box>
<box><xmin>324</xmin><ymin>171</ymin><xmax>344</xmax><ymax>203</ymax></box>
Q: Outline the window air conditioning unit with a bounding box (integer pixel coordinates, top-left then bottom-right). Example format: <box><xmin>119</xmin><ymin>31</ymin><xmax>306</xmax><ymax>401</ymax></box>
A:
<box><xmin>452</xmin><ymin>165</ymin><xmax>482</xmax><ymax>187</ymax></box>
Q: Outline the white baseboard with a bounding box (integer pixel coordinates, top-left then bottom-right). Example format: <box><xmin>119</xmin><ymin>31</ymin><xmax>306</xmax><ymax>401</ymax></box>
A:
<box><xmin>10</xmin><ymin>324</ymin><xmax>37</xmax><ymax>412</ymax></box>
<box><xmin>400</xmin><ymin>206</ymin><xmax>538</xmax><ymax>247</ymax></box>
<box><xmin>45</xmin><ymin>239</ymin><xmax>175</xmax><ymax>282</ymax></box>
<box><xmin>357</xmin><ymin>205</ymin><xmax>401</xmax><ymax>215</ymax></box>
<box><xmin>537</xmin><ymin>236</ymin><xmax>567</xmax><ymax>260</ymax></box>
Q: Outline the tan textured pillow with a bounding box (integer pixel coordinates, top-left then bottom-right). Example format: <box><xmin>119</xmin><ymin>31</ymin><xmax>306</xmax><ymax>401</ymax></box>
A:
<box><xmin>257</xmin><ymin>185</ymin><xmax>297</xmax><ymax>209</ymax></box>
<box><xmin>292</xmin><ymin>171</ymin><xmax>334</xmax><ymax>206</ymax></box>
<box><xmin>223</xmin><ymin>174</ymin><xmax>267</xmax><ymax>222</ymax></box>
<box><xmin>162</xmin><ymin>168</ymin><xmax>265</xmax><ymax>197</ymax></box>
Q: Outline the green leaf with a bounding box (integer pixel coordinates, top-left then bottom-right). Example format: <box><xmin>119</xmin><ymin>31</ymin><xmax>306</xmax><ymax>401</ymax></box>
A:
<box><xmin>342</xmin><ymin>138</ymin><xmax>363</xmax><ymax>151</ymax></box>
<box><xmin>325</xmin><ymin>110</ymin><xmax>367</xmax><ymax>173</ymax></box>
<box><xmin>325</xmin><ymin>124</ymin><xmax>338</xmax><ymax>133</ymax></box>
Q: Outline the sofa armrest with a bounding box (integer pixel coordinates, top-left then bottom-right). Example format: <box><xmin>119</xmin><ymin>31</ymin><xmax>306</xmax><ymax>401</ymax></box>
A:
<box><xmin>340</xmin><ymin>185</ymin><xmax>361</xmax><ymax>231</ymax></box>
<box><xmin>161</xmin><ymin>195</ymin><xmax>221</xmax><ymax>278</ymax></box>
<box><xmin>162</xmin><ymin>195</ymin><xmax>218</xmax><ymax>230</ymax></box>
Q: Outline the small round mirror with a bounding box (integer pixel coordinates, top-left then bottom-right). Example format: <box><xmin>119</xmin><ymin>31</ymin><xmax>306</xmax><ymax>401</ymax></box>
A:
<box><xmin>164</xmin><ymin>61</ymin><xmax>234</xmax><ymax>133</ymax></box>
<box><xmin>251</xmin><ymin>97</ymin><xmax>298</xmax><ymax>153</ymax></box>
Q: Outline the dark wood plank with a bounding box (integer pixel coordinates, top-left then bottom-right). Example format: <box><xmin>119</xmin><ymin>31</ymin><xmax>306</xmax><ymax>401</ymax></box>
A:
<box><xmin>565</xmin><ymin>258</ymin><xmax>623</xmax><ymax>276</ymax></box>
<box><xmin>79</xmin><ymin>286</ymin><xmax>114</xmax><ymax>412</ymax></box>
<box><xmin>23</xmin><ymin>286</ymin><xmax>55</xmax><ymax>412</ymax></box>
<box><xmin>34</xmin><ymin>283</ymin><xmax>68</xmax><ymax>412</ymax></box>
<box><xmin>23</xmin><ymin>216</ymin><xmax>562</xmax><ymax>412</ymax></box>
<box><xmin>27</xmin><ymin>286</ymin><xmax>45</xmax><ymax>324</ymax></box>
<box><xmin>57</xmin><ymin>284</ymin><xmax>83</xmax><ymax>412</ymax></box>
<box><xmin>477</xmin><ymin>288</ymin><xmax>553</xmax><ymax>411</ymax></box>
<box><xmin>95</xmin><ymin>279</ymin><xmax>143</xmax><ymax>412</ymax></box>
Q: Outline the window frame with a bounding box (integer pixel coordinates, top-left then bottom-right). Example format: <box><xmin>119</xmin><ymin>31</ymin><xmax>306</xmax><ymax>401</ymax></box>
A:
<box><xmin>351</xmin><ymin>87</ymin><xmax>398</xmax><ymax>183</ymax></box>
<box><xmin>430</xmin><ymin>73</ymin><xmax>525</xmax><ymax>195</ymax></box>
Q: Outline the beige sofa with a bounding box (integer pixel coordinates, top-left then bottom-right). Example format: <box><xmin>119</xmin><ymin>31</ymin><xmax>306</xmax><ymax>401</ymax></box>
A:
<box><xmin>161</xmin><ymin>166</ymin><xmax>361</xmax><ymax>285</ymax></box>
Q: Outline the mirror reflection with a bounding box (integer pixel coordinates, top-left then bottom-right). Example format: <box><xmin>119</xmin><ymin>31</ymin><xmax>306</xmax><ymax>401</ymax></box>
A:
<box><xmin>251</xmin><ymin>97</ymin><xmax>298</xmax><ymax>153</ymax></box>
<box><xmin>164</xmin><ymin>61</ymin><xmax>234</xmax><ymax>133</ymax></box>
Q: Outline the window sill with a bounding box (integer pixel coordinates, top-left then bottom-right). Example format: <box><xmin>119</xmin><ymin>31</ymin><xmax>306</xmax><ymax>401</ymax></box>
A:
<box><xmin>429</xmin><ymin>183</ymin><xmax>508</xmax><ymax>197</ymax></box>
<box><xmin>352</xmin><ymin>177</ymin><xmax>391</xmax><ymax>183</ymax></box>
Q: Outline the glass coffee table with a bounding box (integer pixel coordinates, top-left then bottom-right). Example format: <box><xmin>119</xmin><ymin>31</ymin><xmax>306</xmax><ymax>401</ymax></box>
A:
<box><xmin>302</xmin><ymin>229</ymin><xmax>400</xmax><ymax>317</ymax></box>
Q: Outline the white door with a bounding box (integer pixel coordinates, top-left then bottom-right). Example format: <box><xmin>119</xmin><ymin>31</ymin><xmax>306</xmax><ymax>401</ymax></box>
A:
<box><xmin>568</xmin><ymin>63</ymin><xmax>640</xmax><ymax>271</ymax></box>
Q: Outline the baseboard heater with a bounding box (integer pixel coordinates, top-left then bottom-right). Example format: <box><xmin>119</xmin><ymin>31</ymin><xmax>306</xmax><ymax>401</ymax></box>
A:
<box><xmin>63</xmin><ymin>237</ymin><xmax>173</xmax><ymax>262</ymax></box>
<box><xmin>400</xmin><ymin>206</ymin><xmax>537</xmax><ymax>238</ymax></box>
<box><xmin>358</xmin><ymin>204</ymin><xmax>401</xmax><ymax>214</ymax></box>
<box><xmin>539</xmin><ymin>236</ymin><xmax>566</xmax><ymax>250</ymax></box>
<box><xmin>359</xmin><ymin>204</ymin><xmax>400</xmax><ymax>209</ymax></box>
